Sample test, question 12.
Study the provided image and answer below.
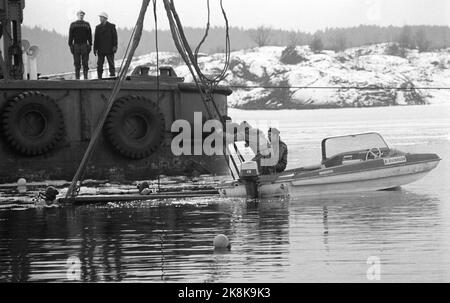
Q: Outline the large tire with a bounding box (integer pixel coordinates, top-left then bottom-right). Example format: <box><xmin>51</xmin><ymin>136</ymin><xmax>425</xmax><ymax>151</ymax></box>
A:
<box><xmin>2</xmin><ymin>91</ymin><xmax>65</xmax><ymax>156</ymax></box>
<box><xmin>105</xmin><ymin>95</ymin><xmax>166</xmax><ymax>159</ymax></box>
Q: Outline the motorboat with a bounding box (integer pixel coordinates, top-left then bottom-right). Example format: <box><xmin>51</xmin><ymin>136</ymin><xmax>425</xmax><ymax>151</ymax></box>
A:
<box><xmin>219</xmin><ymin>132</ymin><xmax>441</xmax><ymax>198</ymax></box>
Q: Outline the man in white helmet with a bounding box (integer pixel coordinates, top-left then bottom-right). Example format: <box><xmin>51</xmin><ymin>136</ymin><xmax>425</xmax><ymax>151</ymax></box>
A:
<box><xmin>94</xmin><ymin>12</ymin><xmax>118</xmax><ymax>79</ymax></box>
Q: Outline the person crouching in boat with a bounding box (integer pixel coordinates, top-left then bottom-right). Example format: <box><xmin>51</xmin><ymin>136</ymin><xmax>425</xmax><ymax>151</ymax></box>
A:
<box><xmin>239</xmin><ymin>121</ymin><xmax>273</xmax><ymax>172</ymax></box>
<box><xmin>261</xmin><ymin>128</ymin><xmax>288</xmax><ymax>175</ymax></box>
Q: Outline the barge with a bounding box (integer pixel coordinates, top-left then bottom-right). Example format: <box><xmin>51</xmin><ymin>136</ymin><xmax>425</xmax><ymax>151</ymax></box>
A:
<box><xmin>0</xmin><ymin>0</ymin><xmax>232</xmax><ymax>183</ymax></box>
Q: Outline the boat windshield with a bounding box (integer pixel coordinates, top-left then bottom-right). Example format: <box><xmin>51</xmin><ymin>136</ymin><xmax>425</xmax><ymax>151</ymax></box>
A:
<box><xmin>322</xmin><ymin>133</ymin><xmax>389</xmax><ymax>160</ymax></box>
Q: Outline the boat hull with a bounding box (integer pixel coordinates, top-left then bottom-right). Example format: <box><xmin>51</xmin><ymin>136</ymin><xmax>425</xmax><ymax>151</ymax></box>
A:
<box><xmin>219</xmin><ymin>154</ymin><xmax>441</xmax><ymax>198</ymax></box>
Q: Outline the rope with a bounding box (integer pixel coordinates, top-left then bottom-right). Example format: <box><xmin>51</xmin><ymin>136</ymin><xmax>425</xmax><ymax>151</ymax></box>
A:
<box><xmin>71</xmin><ymin>14</ymin><xmax>142</xmax><ymax>194</ymax></box>
<box><xmin>162</xmin><ymin>0</ymin><xmax>240</xmax><ymax>179</ymax></box>
<box><xmin>153</xmin><ymin>0</ymin><xmax>163</xmax><ymax>192</ymax></box>
<box><xmin>163</xmin><ymin>0</ymin><xmax>231</xmax><ymax>122</ymax></box>
<box><xmin>66</xmin><ymin>0</ymin><xmax>152</xmax><ymax>199</ymax></box>
<box><xmin>163</xmin><ymin>0</ymin><xmax>213</xmax><ymax>118</ymax></box>
<box><xmin>117</xmin><ymin>26</ymin><xmax>138</xmax><ymax>76</ymax></box>
<box><xmin>194</xmin><ymin>0</ymin><xmax>230</xmax><ymax>86</ymax></box>
<box><xmin>226</xmin><ymin>85</ymin><xmax>450</xmax><ymax>90</ymax></box>
<box><xmin>153</xmin><ymin>0</ymin><xmax>160</xmax><ymax>86</ymax></box>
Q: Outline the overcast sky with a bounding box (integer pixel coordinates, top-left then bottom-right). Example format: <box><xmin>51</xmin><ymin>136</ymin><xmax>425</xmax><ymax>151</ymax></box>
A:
<box><xmin>23</xmin><ymin>0</ymin><xmax>450</xmax><ymax>34</ymax></box>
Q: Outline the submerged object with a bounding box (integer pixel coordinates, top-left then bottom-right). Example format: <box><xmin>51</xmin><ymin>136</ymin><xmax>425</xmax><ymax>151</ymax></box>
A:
<box><xmin>43</xmin><ymin>186</ymin><xmax>59</xmax><ymax>205</ymax></box>
<box><xmin>219</xmin><ymin>133</ymin><xmax>441</xmax><ymax>198</ymax></box>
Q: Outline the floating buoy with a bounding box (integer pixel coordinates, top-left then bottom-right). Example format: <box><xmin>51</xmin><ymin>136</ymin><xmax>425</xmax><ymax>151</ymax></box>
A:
<box><xmin>17</xmin><ymin>178</ymin><xmax>27</xmax><ymax>193</ymax></box>
<box><xmin>213</xmin><ymin>234</ymin><xmax>231</xmax><ymax>250</ymax></box>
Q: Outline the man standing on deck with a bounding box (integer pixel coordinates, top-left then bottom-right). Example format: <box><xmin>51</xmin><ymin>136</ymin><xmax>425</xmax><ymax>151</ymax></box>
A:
<box><xmin>94</xmin><ymin>12</ymin><xmax>118</xmax><ymax>79</ymax></box>
<box><xmin>262</xmin><ymin>128</ymin><xmax>288</xmax><ymax>175</ymax></box>
<box><xmin>68</xmin><ymin>10</ymin><xmax>92</xmax><ymax>80</ymax></box>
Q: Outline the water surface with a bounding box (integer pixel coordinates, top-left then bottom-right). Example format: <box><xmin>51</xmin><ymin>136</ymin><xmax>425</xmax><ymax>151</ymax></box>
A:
<box><xmin>1</xmin><ymin>104</ymin><xmax>449</xmax><ymax>282</ymax></box>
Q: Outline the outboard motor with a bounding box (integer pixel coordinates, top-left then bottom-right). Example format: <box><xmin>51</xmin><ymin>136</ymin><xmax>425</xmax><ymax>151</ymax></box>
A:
<box><xmin>239</xmin><ymin>161</ymin><xmax>260</xmax><ymax>199</ymax></box>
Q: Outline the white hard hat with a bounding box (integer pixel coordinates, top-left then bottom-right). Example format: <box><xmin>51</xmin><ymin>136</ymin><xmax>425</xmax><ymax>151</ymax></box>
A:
<box><xmin>99</xmin><ymin>12</ymin><xmax>109</xmax><ymax>19</ymax></box>
<box><xmin>77</xmin><ymin>10</ymin><xmax>85</xmax><ymax>15</ymax></box>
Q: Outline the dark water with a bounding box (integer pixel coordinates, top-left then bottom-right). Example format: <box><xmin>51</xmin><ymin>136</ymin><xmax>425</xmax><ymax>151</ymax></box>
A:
<box><xmin>1</xmin><ymin>105</ymin><xmax>449</xmax><ymax>282</ymax></box>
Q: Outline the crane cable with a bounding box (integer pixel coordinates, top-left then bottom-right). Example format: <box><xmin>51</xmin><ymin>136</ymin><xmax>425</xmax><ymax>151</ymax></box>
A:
<box><xmin>163</xmin><ymin>0</ymin><xmax>213</xmax><ymax>119</ymax></box>
<box><xmin>162</xmin><ymin>0</ymin><xmax>231</xmax><ymax>122</ymax></box>
<box><xmin>152</xmin><ymin>0</ymin><xmax>163</xmax><ymax>191</ymax></box>
<box><xmin>72</xmin><ymin>25</ymin><xmax>139</xmax><ymax>196</ymax></box>
<box><xmin>162</xmin><ymin>0</ymin><xmax>239</xmax><ymax>179</ymax></box>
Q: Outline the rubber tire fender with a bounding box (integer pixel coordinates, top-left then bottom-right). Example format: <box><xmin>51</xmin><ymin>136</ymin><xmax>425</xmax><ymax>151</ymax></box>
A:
<box><xmin>104</xmin><ymin>95</ymin><xmax>166</xmax><ymax>159</ymax></box>
<box><xmin>2</xmin><ymin>91</ymin><xmax>65</xmax><ymax>156</ymax></box>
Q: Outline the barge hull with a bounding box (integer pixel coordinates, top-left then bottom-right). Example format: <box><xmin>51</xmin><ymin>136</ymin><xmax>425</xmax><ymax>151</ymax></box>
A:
<box><xmin>0</xmin><ymin>80</ymin><xmax>232</xmax><ymax>183</ymax></box>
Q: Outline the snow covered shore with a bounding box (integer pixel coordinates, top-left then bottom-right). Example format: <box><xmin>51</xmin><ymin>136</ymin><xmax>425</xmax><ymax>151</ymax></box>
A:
<box><xmin>49</xmin><ymin>43</ymin><xmax>450</xmax><ymax>109</ymax></box>
<box><xmin>130</xmin><ymin>43</ymin><xmax>450</xmax><ymax>109</ymax></box>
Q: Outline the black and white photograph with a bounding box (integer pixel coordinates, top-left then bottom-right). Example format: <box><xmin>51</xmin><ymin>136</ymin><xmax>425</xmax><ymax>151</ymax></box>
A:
<box><xmin>0</xmin><ymin>0</ymin><xmax>449</xmax><ymax>290</ymax></box>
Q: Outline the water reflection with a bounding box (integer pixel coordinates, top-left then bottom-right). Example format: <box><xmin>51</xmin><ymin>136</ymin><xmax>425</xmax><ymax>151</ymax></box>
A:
<box><xmin>286</xmin><ymin>189</ymin><xmax>447</xmax><ymax>282</ymax></box>
<box><xmin>0</xmin><ymin>187</ymin><xmax>448</xmax><ymax>282</ymax></box>
<box><xmin>0</xmin><ymin>198</ymin><xmax>291</xmax><ymax>282</ymax></box>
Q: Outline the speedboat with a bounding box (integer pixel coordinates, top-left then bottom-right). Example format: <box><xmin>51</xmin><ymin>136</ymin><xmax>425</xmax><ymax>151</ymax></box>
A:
<box><xmin>219</xmin><ymin>132</ymin><xmax>441</xmax><ymax>198</ymax></box>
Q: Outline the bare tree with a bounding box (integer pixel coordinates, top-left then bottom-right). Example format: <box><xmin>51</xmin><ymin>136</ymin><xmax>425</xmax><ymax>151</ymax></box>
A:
<box><xmin>332</xmin><ymin>34</ymin><xmax>347</xmax><ymax>52</ymax></box>
<box><xmin>415</xmin><ymin>28</ymin><xmax>430</xmax><ymax>52</ymax></box>
<box><xmin>250</xmin><ymin>25</ymin><xmax>273</xmax><ymax>47</ymax></box>
<box><xmin>288</xmin><ymin>31</ymin><xmax>302</xmax><ymax>46</ymax></box>
<box><xmin>398</xmin><ymin>26</ymin><xmax>415</xmax><ymax>49</ymax></box>
<box><xmin>309</xmin><ymin>34</ymin><xmax>324</xmax><ymax>53</ymax></box>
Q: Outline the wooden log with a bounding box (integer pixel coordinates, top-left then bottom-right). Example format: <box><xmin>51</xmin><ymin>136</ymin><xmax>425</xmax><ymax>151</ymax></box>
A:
<box><xmin>59</xmin><ymin>189</ymin><xmax>219</xmax><ymax>204</ymax></box>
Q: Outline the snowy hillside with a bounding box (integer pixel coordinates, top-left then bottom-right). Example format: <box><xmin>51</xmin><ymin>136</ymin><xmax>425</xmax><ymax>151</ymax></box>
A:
<box><xmin>49</xmin><ymin>44</ymin><xmax>450</xmax><ymax>109</ymax></box>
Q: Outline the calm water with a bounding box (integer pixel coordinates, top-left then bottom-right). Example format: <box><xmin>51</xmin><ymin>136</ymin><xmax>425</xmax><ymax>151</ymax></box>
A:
<box><xmin>1</xmin><ymin>104</ymin><xmax>450</xmax><ymax>283</ymax></box>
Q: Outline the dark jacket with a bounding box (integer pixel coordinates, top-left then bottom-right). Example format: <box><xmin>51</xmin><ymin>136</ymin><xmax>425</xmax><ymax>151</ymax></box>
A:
<box><xmin>260</xmin><ymin>139</ymin><xmax>288</xmax><ymax>175</ymax></box>
<box><xmin>275</xmin><ymin>140</ymin><xmax>288</xmax><ymax>172</ymax></box>
<box><xmin>94</xmin><ymin>22</ymin><xmax>118</xmax><ymax>55</ymax></box>
<box><xmin>69</xmin><ymin>20</ymin><xmax>92</xmax><ymax>46</ymax></box>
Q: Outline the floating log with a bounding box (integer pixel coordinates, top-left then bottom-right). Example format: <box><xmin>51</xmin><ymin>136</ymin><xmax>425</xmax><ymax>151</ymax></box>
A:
<box><xmin>59</xmin><ymin>189</ymin><xmax>219</xmax><ymax>205</ymax></box>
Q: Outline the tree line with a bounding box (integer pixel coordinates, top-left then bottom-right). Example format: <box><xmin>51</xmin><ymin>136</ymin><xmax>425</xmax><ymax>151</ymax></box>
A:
<box><xmin>22</xmin><ymin>24</ymin><xmax>450</xmax><ymax>74</ymax></box>
<box><xmin>305</xmin><ymin>25</ymin><xmax>450</xmax><ymax>53</ymax></box>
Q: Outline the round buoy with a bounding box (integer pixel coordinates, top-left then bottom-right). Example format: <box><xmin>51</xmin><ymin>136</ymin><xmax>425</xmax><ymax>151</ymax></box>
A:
<box><xmin>17</xmin><ymin>178</ymin><xmax>27</xmax><ymax>193</ymax></box>
<box><xmin>213</xmin><ymin>234</ymin><xmax>231</xmax><ymax>250</ymax></box>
